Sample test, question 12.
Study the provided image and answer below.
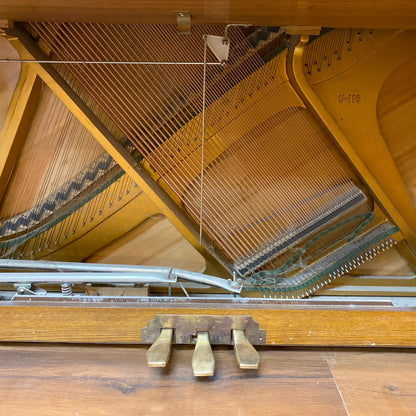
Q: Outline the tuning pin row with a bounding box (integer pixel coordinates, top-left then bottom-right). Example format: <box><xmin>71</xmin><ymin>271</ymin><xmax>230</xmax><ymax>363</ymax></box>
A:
<box><xmin>292</xmin><ymin>237</ymin><xmax>398</xmax><ymax>299</ymax></box>
<box><xmin>327</xmin><ymin>238</ymin><xmax>396</xmax><ymax>281</ymax></box>
<box><xmin>146</xmin><ymin>329</ymin><xmax>260</xmax><ymax>376</ymax></box>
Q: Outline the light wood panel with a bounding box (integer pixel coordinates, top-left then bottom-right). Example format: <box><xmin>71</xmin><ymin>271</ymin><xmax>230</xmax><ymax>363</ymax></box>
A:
<box><xmin>0</xmin><ymin>65</ymin><xmax>41</xmax><ymax>203</ymax></box>
<box><xmin>0</xmin><ymin>303</ymin><xmax>415</xmax><ymax>346</ymax></box>
<box><xmin>39</xmin><ymin>186</ymin><xmax>160</xmax><ymax>263</ymax></box>
<box><xmin>1</xmin><ymin>0</ymin><xmax>416</xmax><ymax>28</ymax></box>
<box><xmin>378</xmin><ymin>56</ymin><xmax>416</xmax><ymax>208</ymax></box>
<box><xmin>86</xmin><ymin>216</ymin><xmax>206</xmax><ymax>272</ymax></box>
<box><xmin>0</xmin><ymin>85</ymin><xmax>104</xmax><ymax>217</ymax></box>
<box><xmin>349</xmin><ymin>246</ymin><xmax>413</xmax><ymax>276</ymax></box>
<box><xmin>0</xmin><ymin>36</ymin><xmax>20</xmax><ymax>131</ymax></box>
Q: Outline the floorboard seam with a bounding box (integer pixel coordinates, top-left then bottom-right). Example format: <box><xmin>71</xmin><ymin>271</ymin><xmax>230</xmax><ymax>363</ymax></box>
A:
<box><xmin>326</xmin><ymin>355</ymin><xmax>351</xmax><ymax>416</ymax></box>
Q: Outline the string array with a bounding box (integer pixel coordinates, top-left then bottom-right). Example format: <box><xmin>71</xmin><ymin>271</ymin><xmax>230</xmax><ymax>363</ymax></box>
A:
<box><xmin>31</xmin><ymin>22</ymin><xmax>370</xmax><ymax>274</ymax></box>
<box><xmin>0</xmin><ymin>70</ymin><xmax>140</xmax><ymax>258</ymax></box>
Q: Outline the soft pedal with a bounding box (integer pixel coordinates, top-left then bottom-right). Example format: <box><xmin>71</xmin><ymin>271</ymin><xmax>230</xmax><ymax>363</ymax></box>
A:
<box><xmin>146</xmin><ymin>328</ymin><xmax>173</xmax><ymax>367</ymax></box>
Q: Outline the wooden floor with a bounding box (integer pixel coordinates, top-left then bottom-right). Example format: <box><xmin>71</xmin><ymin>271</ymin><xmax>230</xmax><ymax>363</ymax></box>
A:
<box><xmin>0</xmin><ymin>344</ymin><xmax>414</xmax><ymax>415</ymax></box>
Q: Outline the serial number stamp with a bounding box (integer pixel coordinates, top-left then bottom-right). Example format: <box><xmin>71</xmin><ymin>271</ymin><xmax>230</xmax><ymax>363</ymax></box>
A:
<box><xmin>337</xmin><ymin>94</ymin><xmax>361</xmax><ymax>103</ymax></box>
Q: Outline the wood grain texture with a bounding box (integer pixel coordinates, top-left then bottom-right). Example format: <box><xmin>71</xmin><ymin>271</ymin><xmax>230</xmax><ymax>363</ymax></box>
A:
<box><xmin>0</xmin><ymin>65</ymin><xmax>41</xmax><ymax>203</ymax></box>
<box><xmin>0</xmin><ymin>345</ymin><xmax>348</xmax><ymax>416</ymax></box>
<box><xmin>0</xmin><ymin>37</ymin><xmax>20</xmax><ymax>132</ymax></box>
<box><xmin>86</xmin><ymin>216</ymin><xmax>206</xmax><ymax>273</ymax></box>
<box><xmin>0</xmin><ymin>0</ymin><xmax>416</xmax><ymax>28</ymax></box>
<box><xmin>0</xmin><ymin>303</ymin><xmax>415</xmax><ymax>346</ymax></box>
<box><xmin>326</xmin><ymin>351</ymin><xmax>416</xmax><ymax>415</ymax></box>
<box><xmin>349</xmin><ymin>246</ymin><xmax>413</xmax><ymax>276</ymax></box>
<box><xmin>0</xmin><ymin>85</ymin><xmax>104</xmax><ymax>217</ymax></box>
<box><xmin>378</xmin><ymin>56</ymin><xmax>416</xmax><ymax>208</ymax></box>
<box><xmin>0</xmin><ymin>345</ymin><xmax>414</xmax><ymax>416</ymax></box>
<box><xmin>297</xmin><ymin>30</ymin><xmax>416</xmax><ymax>249</ymax></box>
<box><xmin>39</xmin><ymin>190</ymin><xmax>160</xmax><ymax>263</ymax></box>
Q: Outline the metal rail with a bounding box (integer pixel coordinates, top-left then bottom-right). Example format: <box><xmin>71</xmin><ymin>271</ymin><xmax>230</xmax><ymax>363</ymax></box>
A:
<box><xmin>0</xmin><ymin>58</ymin><xmax>222</xmax><ymax>65</ymax></box>
<box><xmin>0</xmin><ymin>259</ymin><xmax>242</xmax><ymax>293</ymax></box>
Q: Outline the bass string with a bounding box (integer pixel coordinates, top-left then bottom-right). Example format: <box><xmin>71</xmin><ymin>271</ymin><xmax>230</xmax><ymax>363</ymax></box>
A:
<box><xmin>0</xmin><ymin>83</ymin><xmax>135</xmax><ymax>254</ymax></box>
<box><xmin>5</xmin><ymin>168</ymin><xmax>137</xmax><ymax>258</ymax></box>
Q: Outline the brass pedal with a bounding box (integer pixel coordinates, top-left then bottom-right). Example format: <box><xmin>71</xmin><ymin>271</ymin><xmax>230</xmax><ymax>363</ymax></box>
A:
<box><xmin>232</xmin><ymin>329</ymin><xmax>260</xmax><ymax>369</ymax></box>
<box><xmin>142</xmin><ymin>315</ymin><xmax>265</xmax><ymax>376</ymax></box>
<box><xmin>192</xmin><ymin>331</ymin><xmax>215</xmax><ymax>377</ymax></box>
<box><xmin>146</xmin><ymin>328</ymin><xmax>173</xmax><ymax>367</ymax></box>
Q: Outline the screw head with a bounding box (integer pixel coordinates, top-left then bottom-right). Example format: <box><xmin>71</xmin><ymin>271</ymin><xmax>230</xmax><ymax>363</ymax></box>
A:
<box><xmin>222</xmin><ymin>38</ymin><xmax>229</xmax><ymax>46</ymax></box>
<box><xmin>220</xmin><ymin>59</ymin><xmax>228</xmax><ymax>67</ymax></box>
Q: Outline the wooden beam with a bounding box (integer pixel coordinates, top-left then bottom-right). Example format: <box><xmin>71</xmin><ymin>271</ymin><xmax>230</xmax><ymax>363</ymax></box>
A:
<box><xmin>5</xmin><ymin>24</ymin><xmax>231</xmax><ymax>277</ymax></box>
<box><xmin>0</xmin><ymin>0</ymin><xmax>416</xmax><ymax>29</ymax></box>
<box><xmin>0</xmin><ymin>65</ymin><xmax>42</xmax><ymax>203</ymax></box>
<box><xmin>0</xmin><ymin>300</ymin><xmax>415</xmax><ymax>347</ymax></box>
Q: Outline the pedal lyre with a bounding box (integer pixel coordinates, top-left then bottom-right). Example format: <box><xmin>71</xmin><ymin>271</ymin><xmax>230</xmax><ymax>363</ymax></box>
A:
<box><xmin>142</xmin><ymin>315</ymin><xmax>265</xmax><ymax>376</ymax></box>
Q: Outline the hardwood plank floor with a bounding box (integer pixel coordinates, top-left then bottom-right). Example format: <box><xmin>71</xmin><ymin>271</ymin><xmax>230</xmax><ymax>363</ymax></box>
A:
<box><xmin>0</xmin><ymin>345</ymin><xmax>348</xmax><ymax>416</ymax></box>
<box><xmin>326</xmin><ymin>350</ymin><xmax>416</xmax><ymax>416</ymax></box>
<box><xmin>1</xmin><ymin>344</ymin><xmax>415</xmax><ymax>415</ymax></box>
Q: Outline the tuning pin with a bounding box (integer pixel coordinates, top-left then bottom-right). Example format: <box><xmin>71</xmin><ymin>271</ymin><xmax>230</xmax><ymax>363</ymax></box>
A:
<box><xmin>192</xmin><ymin>332</ymin><xmax>215</xmax><ymax>377</ymax></box>
<box><xmin>146</xmin><ymin>328</ymin><xmax>173</xmax><ymax>367</ymax></box>
<box><xmin>233</xmin><ymin>329</ymin><xmax>260</xmax><ymax>370</ymax></box>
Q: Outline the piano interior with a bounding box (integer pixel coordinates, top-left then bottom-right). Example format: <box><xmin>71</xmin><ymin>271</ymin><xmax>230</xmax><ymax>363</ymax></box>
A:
<box><xmin>0</xmin><ymin>19</ymin><xmax>415</xmax><ymax>367</ymax></box>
